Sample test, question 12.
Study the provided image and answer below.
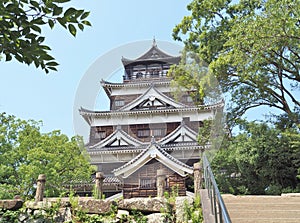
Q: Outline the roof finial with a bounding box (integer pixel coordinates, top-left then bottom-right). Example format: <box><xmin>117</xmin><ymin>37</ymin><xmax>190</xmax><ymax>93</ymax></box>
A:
<box><xmin>152</xmin><ymin>36</ymin><xmax>157</xmax><ymax>47</ymax></box>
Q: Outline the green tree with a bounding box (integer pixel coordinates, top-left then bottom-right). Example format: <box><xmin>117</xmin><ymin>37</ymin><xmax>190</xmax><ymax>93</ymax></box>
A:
<box><xmin>212</xmin><ymin>121</ymin><xmax>300</xmax><ymax>195</ymax></box>
<box><xmin>0</xmin><ymin>0</ymin><xmax>91</xmax><ymax>73</ymax></box>
<box><xmin>173</xmin><ymin>0</ymin><xmax>300</xmax><ymax>125</ymax></box>
<box><xmin>169</xmin><ymin>49</ymin><xmax>223</xmax><ymax>105</ymax></box>
<box><xmin>0</xmin><ymin>112</ymin><xmax>95</xmax><ymax>199</ymax></box>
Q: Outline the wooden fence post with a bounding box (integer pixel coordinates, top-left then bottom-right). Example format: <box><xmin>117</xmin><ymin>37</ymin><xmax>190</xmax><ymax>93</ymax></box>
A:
<box><xmin>35</xmin><ymin>174</ymin><xmax>46</xmax><ymax>202</ymax></box>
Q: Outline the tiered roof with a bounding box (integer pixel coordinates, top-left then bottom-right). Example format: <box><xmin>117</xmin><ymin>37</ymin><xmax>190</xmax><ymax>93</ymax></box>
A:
<box><xmin>79</xmin><ymin>98</ymin><xmax>224</xmax><ymax>125</ymax></box>
<box><xmin>121</xmin><ymin>39</ymin><xmax>181</xmax><ymax>66</ymax></box>
<box><xmin>87</xmin><ymin>121</ymin><xmax>205</xmax><ymax>154</ymax></box>
<box><xmin>80</xmin><ymin>41</ymin><xmax>224</xmax><ymax>182</ymax></box>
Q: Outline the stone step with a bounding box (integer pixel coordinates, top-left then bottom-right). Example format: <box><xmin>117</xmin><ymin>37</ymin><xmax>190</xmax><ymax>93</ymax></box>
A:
<box><xmin>225</xmin><ymin>204</ymin><xmax>300</xmax><ymax>211</ymax></box>
<box><xmin>227</xmin><ymin>218</ymin><xmax>300</xmax><ymax>223</ymax></box>
<box><xmin>221</xmin><ymin>194</ymin><xmax>300</xmax><ymax>223</ymax></box>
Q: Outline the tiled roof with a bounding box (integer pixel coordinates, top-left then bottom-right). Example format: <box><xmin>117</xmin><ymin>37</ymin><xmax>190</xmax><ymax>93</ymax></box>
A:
<box><xmin>121</xmin><ymin>41</ymin><xmax>180</xmax><ymax>66</ymax></box>
<box><xmin>89</xmin><ymin>127</ymin><xmax>145</xmax><ymax>150</ymax></box>
<box><xmin>79</xmin><ymin>100</ymin><xmax>224</xmax><ymax>118</ymax></box>
<box><xmin>118</xmin><ymin>84</ymin><xmax>187</xmax><ymax>111</ymax></box>
<box><xmin>158</xmin><ymin>122</ymin><xmax>198</xmax><ymax>145</ymax></box>
<box><xmin>100</xmin><ymin>79</ymin><xmax>171</xmax><ymax>88</ymax></box>
<box><xmin>112</xmin><ymin>142</ymin><xmax>193</xmax><ymax>177</ymax></box>
<box><xmin>103</xmin><ymin>176</ymin><xmax>122</xmax><ymax>185</ymax></box>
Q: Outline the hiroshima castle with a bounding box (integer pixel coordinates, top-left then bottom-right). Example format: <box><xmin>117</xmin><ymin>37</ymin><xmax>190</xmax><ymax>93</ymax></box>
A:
<box><xmin>79</xmin><ymin>40</ymin><xmax>223</xmax><ymax>198</ymax></box>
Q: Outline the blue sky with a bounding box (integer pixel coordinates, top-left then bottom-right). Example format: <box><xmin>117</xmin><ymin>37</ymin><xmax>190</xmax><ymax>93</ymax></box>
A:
<box><xmin>0</xmin><ymin>0</ymin><xmax>190</xmax><ymax>140</ymax></box>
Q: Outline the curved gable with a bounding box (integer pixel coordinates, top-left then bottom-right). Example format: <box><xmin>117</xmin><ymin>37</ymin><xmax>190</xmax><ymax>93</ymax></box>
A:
<box><xmin>113</xmin><ymin>143</ymin><xmax>193</xmax><ymax>178</ymax></box>
<box><xmin>89</xmin><ymin>127</ymin><xmax>144</xmax><ymax>149</ymax></box>
<box><xmin>119</xmin><ymin>85</ymin><xmax>187</xmax><ymax>111</ymax></box>
<box><xmin>158</xmin><ymin>123</ymin><xmax>198</xmax><ymax>145</ymax></box>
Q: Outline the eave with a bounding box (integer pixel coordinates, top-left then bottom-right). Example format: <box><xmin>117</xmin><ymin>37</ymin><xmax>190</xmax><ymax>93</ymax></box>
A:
<box><xmin>112</xmin><ymin>143</ymin><xmax>193</xmax><ymax>178</ymax></box>
<box><xmin>79</xmin><ymin>100</ymin><xmax>224</xmax><ymax>119</ymax></box>
<box><xmin>89</xmin><ymin>127</ymin><xmax>145</xmax><ymax>149</ymax></box>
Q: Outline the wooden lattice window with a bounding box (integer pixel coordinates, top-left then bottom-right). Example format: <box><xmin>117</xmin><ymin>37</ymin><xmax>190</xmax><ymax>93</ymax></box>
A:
<box><xmin>137</xmin><ymin>129</ymin><xmax>150</xmax><ymax>138</ymax></box>
<box><xmin>95</xmin><ymin>131</ymin><xmax>106</xmax><ymax>139</ymax></box>
<box><xmin>140</xmin><ymin>178</ymin><xmax>156</xmax><ymax>188</ymax></box>
<box><xmin>115</xmin><ymin>100</ymin><xmax>125</xmax><ymax>107</ymax></box>
<box><xmin>152</xmin><ymin>129</ymin><xmax>165</xmax><ymax>137</ymax></box>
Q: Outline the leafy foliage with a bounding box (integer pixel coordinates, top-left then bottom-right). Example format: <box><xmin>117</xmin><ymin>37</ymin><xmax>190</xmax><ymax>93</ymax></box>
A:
<box><xmin>169</xmin><ymin>49</ymin><xmax>223</xmax><ymax>106</ymax></box>
<box><xmin>0</xmin><ymin>112</ymin><xmax>95</xmax><ymax>199</ymax></box>
<box><xmin>211</xmin><ymin>121</ymin><xmax>300</xmax><ymax>195</ymax></box>
<box><xmin>173</xmin><ymin>0</ymin><xmax>300</xmax><ymax>125</ymax></box>
<box><xmin>0</xmin><ymin>0</ymin><xmax>91</xmax><ymax>73</ymax></box>
<box><xmin>183</xmin><ymin>196</ymin><xmax>203</xmax><ymax>223</ymax></box>
<box><xmin>0</xmin><ymin>209</ymin><xmax>20</xmax><ymax>223</ymax></box>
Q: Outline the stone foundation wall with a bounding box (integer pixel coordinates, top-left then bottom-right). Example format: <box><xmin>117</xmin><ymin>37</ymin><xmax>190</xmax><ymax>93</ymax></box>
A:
<box><xmin>0</xmin><ymin>196</ymin><xmax>195</xmax><ymax>223</ymax></box>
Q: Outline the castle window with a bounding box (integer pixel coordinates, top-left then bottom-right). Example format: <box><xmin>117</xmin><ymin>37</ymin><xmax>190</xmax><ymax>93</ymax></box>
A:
<box><xmin>140</xmin><ymin>178</ymin><xmax>156</xmax><ymax>188</ymax></box>
<box><xmin>152</xmin><ymin>129</ymin><xmax>165</xmax><ymax>137</ymax></box>
<box><xmin>115</xmin><ymin>100</ymin><xmax>125</xmax><ymax>107</ymax></box>
<box><xmin>95</xmin><ymin>131</ymin><xmax>106</xmax><ymax>139</ymax></box>
<box><xmin>137</xmin><ymin>129</ymin><xmax>150</xmax><ymax>138</ymax></box>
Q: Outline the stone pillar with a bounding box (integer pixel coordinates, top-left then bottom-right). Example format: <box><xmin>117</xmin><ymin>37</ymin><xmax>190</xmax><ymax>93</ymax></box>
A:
<box><xmin>35</xmin><ymin>174</ymin><xmax>46</xmax><ymax>202</ymax></box>
<box><xmin>95</xmin><ymin>172</ymin><xmax>105</xmax><ymax>199</ymax></box>
<box><xmin>194</xmin><ymin>162</ymin><xmax>202</xmax><ymax>196</ymax></box>
<box><xmin>157</xmin><ymin>169</ymin><xmax>166</xmax><ymax>198</ymax></box>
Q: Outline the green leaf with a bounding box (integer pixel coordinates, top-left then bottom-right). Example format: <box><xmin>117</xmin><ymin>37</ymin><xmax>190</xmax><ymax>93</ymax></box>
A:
<box><xmin>31</xmin><ymin>25</ymin><xmax>41</xmax><ymax>33</ymax></box>
<box><xmin>75</xmin><ymin>10</ymin><xmax>84</xmax><ymax>18</ymax></box>
<box><xmin>26</xmin><ymin>33</ymin><xmax>38</xmax><ymax>39</ymax></box>
<box><xmin>30</xmin><ymin>0</ymin><xmax>40</xmax><ymax>9</ymax></box>
<box><xmin>22</xmin><ymin>27</ymin><xmax>30</xmax><ymax>35</ymax></box>
<box><xmin>52</xmin><ymin>0</ymin><xmax>70</xmax><ymax>3</ymax></box>
<box><xmin>41</xmin><ymin>6</ymin><xmax>51</xmax><ymax>14</ymax></box>
<box><xmin>40</xmin><ymin>53</ymin><xmax>54</xmax><ymax>60</ymax></box>
<box><xmin>80</xmin><ymin>11</ymin><xmax>90</xmax><ymax>20</ymax></box>
<box><xmin>34</xmin><ymin>18</ymin><xmax>46</xmax><ymax>25</ymax></box>
<box><xmin>33</xmin><ymin>59</ymin><xmax>39</xmax><ymax>68</ymax></box>
<box><xmin>5</xmin><ymin>54</ymin><xmax>12</xmax><ymax>61</ymax></box>
<box><xmin>40</xmin><ymin>45</ymin><xmax>51</xmax><ymax>50</ymax></box>
<box><xmin>57</xmin><ymin>17</ymin><xmax>67</xmax><ymax>28</ymax></box>
<box><xmin>15</xmin><ymin>54</ymin><xmax>23</xmax><ymax>63</ymax></box>
<box><xmin>68</xmin><ymin>24</ymin><xmax>76</xmax><ymax>36</ymax></box>
<box><xmin>78</xmin><ymin>23</ymin><xmax>84</xmax><ymax>31</ymax></box>
<box><xmin>82</xmin><ymin>20</ymin><xmax>92</xmax><ymax>26</ymax></box>
<box><xmin>48</xmin><ymin>19</ymin><xmax>54</xmax><ymax>29</ymax></box>
<box><xmin>53</xmin><ymin>5</ymin><xmax>63</xmax><ymax>16</ymax></box>
<box><xmin>6</xmin><ymin>3</ymin><xmax>16</xmax><ymax>11</ymax></box>
<box><xmin>37</xmin><ymin>36</ymin><xmax>45</xmax><ymax>43</ymax></box>
<box><xmin>46</xmin><ymin>61</ymin><xmax>59</xmax><ymax>66</ymax></box>
<box><xmin>47</xmin><ymin>66</ymin><xmax>58</xmax><ymax>71</ymax></box>
<box><xmin>64</xmin><ymin>7</ymin><xmax>76</xmax><ymax>17</ymax></box>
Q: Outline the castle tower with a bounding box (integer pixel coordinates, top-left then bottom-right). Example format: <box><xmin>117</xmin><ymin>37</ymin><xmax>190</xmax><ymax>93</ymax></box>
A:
<box><xmin>79</xmin><ymin>41</ymin><xmax>223</xmax><ymax>198</ymax></box>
